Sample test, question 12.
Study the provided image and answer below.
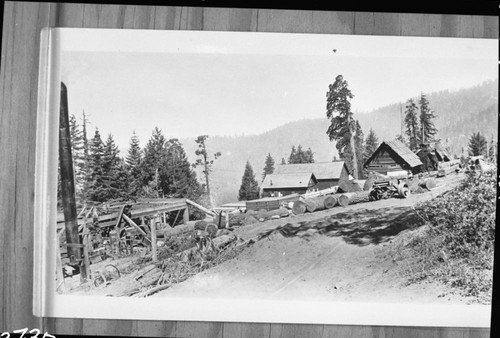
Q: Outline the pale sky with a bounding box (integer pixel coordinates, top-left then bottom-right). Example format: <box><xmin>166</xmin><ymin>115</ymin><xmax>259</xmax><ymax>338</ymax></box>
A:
<box><xmin>58</xmin><ymin>29</ymin><xmax>498</xmax><ymax>150</ymax></box>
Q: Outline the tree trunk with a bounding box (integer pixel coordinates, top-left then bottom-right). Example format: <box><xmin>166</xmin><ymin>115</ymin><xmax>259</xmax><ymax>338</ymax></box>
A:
<box><xmin>338</xmin><ymin>191</ymin><xmax>371</xmax><ymax>206</ymax></box>
<box><xmin>292</xmin><ymin>200</ymin><xmax>307</xmax><ymax>215</ymax></box>
<box><xmin>59</xmin><ymin>82</ymin><xmax>84</xmax><ymax>277</ymax></box>
<box><xmin>348</xmin><ymin>113</ymin><xmax>359</xmax><ymax>180</ymax></box>
<box><xmin>303</xmin><ymin>199</ymin><xmax>320</xmax><ymax>212</ymax></box>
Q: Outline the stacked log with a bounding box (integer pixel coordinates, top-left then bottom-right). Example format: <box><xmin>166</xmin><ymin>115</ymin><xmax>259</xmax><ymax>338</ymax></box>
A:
<box><xmin>304</xmin><ymin>199</ymin><xmax>321</xmax><ymax>212</ymax></box>
<box><xmin>338</xmin><ymin>179</ymin><xmax>363</xmax><ymax>193</ymax></box>
<box><xmin>292</xmin><ymin>200</ymin><xmax>307</xmax><ymax>215</ymax></box>
<box><xmin>338</xmin><ymin>191</ymin><xmax>371</xmax><ymax>206</ymax></box>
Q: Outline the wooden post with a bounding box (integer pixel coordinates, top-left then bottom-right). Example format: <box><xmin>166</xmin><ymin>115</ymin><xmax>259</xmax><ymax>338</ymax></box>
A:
<box><xmin>59</xmin><ymin>82</ymin><xmax>86</xmax><ymax>279</ymax></box>
<box><xmin>225</xmin><ymin>211</ymin><xmax>229</xmax><ymax>229</ymax></box>
<box><xmin>183</xmin><ymin>206</ymin><xmax>189</xmax><ymax>224</ymax></box>
<box><xmin>151</xmin><ymin>217</ymin><xmax>158</xmax><ymax>262</ymax></box>
<box><xmin>55</xmin><ymin>243</ymin><xmax>65</xmax><ymax>293</ymax></box>
<box><xmin>81</xmin><ymin>216</ymin><xmax>92</xmax><ymax>282</ymax></box>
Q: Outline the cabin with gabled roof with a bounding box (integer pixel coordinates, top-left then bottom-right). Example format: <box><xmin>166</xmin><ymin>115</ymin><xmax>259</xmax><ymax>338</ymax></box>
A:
<box><xmin>364</xmin><ymin>140</ymin><xmax>423</xmax><ymax>175</ymax></box>
<box><xmin>260</xmin><ymin>172</ymin><xmax>318</xmax><ymax>197</ymax></box>
<box><xmin>273</xmin><ymin>161</ymin><xmax>349</xmax><ymax>190</ymax></box>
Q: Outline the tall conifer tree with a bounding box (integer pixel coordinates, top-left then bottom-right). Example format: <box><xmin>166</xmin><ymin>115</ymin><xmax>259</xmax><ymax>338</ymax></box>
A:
<box><xmin>262</xmin><ymin>153</ymin><xmax>275</xmax><ymax>179</ymax></box>
<box><xmin>326</xmin><ymin>75</ymin><xmax>359</xmax><ymax>179</ymax></box>
<box><xmin>238</xmin><ymin>161</ymin><xmax>260</xmax><ymax>201</ymax></box>
<box><xmin>419</xmin><ymin>94</ymin><xmax>438</xmax><ymax>144</ymax></box>
<box><xmin>125</xmin><ymin>131</ymin><xmax>143</xmax><ymax>198</ymax></box>
<box><xmin>404</xmin><ymin>99</ymin><xmax>420</xmax><ymax>150</ymax></box>
<box><xmin>364</xmin><ymin>128</ymin><xmax>379</xmax><ymax>162</ymax></box>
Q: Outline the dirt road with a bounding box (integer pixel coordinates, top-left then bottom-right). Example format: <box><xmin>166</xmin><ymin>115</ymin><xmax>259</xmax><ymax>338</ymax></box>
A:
<box><xmin>153</xmin><ymin>174</ymin><xmax>469</xmax><ymax>304</ymax></box>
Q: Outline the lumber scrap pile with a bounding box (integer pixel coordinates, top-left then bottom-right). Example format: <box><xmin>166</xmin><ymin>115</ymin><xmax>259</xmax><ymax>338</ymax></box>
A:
<box><xmin>82</xmin><ymin>221</ymin><xmax>244</xmax><ymax>297</ymax></box>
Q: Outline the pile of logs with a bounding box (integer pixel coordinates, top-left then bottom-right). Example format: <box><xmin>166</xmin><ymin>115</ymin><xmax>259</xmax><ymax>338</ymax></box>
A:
<box><xmin>214</xmin><ymin>207</ymin><xmax>292</xmax><ymax>227</ymax></box>
<box><xmin>292</xmin><ymin>190</ymin><xmax>373</xmax><ymax>215</ymax></box>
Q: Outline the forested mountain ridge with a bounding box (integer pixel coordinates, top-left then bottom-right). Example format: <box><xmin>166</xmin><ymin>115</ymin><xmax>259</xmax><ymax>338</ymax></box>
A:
<box><xmin>179</xmin><ymin>78</ymin><xmax>497</xmax><ymax>205</ymax></box>
<box><xmin>356</xmin><ymin>78</ymin><xmax>498</xmax><ymax>154</ymax></box>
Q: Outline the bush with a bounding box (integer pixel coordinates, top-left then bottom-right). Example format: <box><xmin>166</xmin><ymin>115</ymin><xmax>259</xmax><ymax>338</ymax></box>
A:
<box><xmin>395</xmin><ymin>170</ymin><xmax>496</xmax><ymax>302</ymax></box>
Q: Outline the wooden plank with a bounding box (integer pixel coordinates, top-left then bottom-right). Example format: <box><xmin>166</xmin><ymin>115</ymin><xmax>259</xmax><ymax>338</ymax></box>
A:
<box><xmin>203</xmin><ymin>7</ymin><xmax>256</xmax><ymax>31</ymax></box>
<box><xmin>311</xmin><ymin>11</ymin><xmax>355</xmax><ymax>34</ymax></box>
<box><xmin>0</xmin><ymin>1</ymin><xmax>54</xmax><ymax>332</ymax></box>
<box><xmin>256</xmin><ymin>9</ymin><xmax>315</xmax><ymax>33</ymax></box>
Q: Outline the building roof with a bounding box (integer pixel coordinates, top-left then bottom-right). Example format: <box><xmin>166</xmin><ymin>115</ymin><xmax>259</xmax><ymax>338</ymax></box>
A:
<box><xmin>273</xmin><ymin>162</ymin><xmax>347</xmax><ymax>180</ymax></box>
<box><xmin>261</xmin><ymin>173</ymin><xmax>317</xmax><ymax>190</ymax></box>
<box><xmin>434</xmin><ymin>143</ymin><xmax>451</xmax><ymax>161</ymax></box>
<box><xmin>365</xmin><ymin>140</ymin><xmax>423</xmax><ymax>168</ymax></box>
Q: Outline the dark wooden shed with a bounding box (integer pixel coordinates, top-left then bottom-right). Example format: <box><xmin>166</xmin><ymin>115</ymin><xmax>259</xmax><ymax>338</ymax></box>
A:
<box><xmin>364</xmin><ymin>140</ymin><xmax>423</xmax><ymax>175</ymax></box>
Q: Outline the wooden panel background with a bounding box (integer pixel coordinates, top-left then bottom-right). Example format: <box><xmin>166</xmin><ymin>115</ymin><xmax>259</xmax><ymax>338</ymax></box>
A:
<box><xmin>0</xmin><ymin>1</ymin><xmax>497</xmax><ymax>337</ymax></box>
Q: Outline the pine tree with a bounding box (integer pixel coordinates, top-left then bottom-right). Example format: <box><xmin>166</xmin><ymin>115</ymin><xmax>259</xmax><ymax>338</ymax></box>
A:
<box><xmin>364</xmin><ymin>128</ymin><xmax>379</xmax><ymax>161</ymax></box>
<box><xmin>86</xmin><ymin>129</ymin><xmax>106</xmax><ymax>202</ymax></box>
<box><xmin>140</xmin><ymin>127</ymin><xmax>167</xmax><ymax>197</ymax></box>
<box><xmin>238</xmin><ymin>161</ymin><xmax>260</xmax><ymax>201</ymax></box>
<box><xmin>193</xmin><ymin>135</ymin><xmax>221</xmax><ymax>208</ymax></box>
<box><xmin>468</xmin><ymin>132</ymin><xmax>487</xmax><ymax>157</ymax></box>
<box><xmin>288</xmin><ymin>145</ymin><xmax>297</xmax><ymax>164</ymax></box>
<box><xmin>125</xmin><ymin>131</ymin><xmax>143</xmax><ymax>198</ymax></box>
<box><xmin>288</xmin><ymin>145</ymin><xmax>315</xmax><ymax>164</ymax></box>
<box><xmin>488</xmin><ymin>135</ymin><xmax>497</xmax><ymax>162</ymax></box>
<box><xmin>305</xmin><ymin>147</ymin><xmax>315</xmax><ymax>163</ymax></box>
<box><xmin>419</xmin><ymin>94</ymin><xmax>438</xmax><ymax>144</ymax></box>
<box><xmin>404</xmin><ymin>99</ymin><xmax>420</xmax><ymax>151</ymax></box>
<box><xmin>326</xmin><ymin>74</ymin><xmax>359</xmax><ymax>179</ymax></box>
<box><xmin>69</xmin><ymin>114</ymin><xmax>86</xmax><ymax>202</ymax></box>
<box><xmin>262</xmin><ymin>153</ymin><xmax>275</xmax><ymax>179</ymax></box>
<box><xmin>102</xmin><ymin>134</ymin><xmax>128</xmax><ymax>201</ymax></box>
<box><xmin>160</xmin><ymin>138</ymin><xmax>202</xmax><ymax>199</ymax></box>
<box><xmin>281</xmin><ymin>158</ymin><xmax>286</xmax><ymax>165</ymax></box>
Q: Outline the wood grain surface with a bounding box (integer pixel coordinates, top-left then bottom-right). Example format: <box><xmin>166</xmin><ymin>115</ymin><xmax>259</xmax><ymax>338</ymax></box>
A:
<box><xmin>0</xmin><ymin>1</ymin><xmax>496</xmax><ymax>337</ymax></box>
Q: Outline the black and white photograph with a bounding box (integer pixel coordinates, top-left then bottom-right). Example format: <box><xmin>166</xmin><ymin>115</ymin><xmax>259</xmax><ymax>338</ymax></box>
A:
<box><xmin>35</xmin><ymin>28</ymin><xmax>497</xmax><ymax>325</ymax></box>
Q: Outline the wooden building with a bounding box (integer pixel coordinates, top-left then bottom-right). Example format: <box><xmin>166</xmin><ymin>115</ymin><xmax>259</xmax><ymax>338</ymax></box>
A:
<box><xmin>364</xmin><ymin>140</ymin><xmax>423</xmax><ymax>175</ymax></box>
<box><xmin>273</xmin><ymin>162</ymin><xmax>349</xmax><ymax>190</ymax></box>
<box><xmin>416</xmin><ymin>142</ymin><xmax>451</xmax><ymax>171</ymax></box>
<box><xmin>260</xmin><ymin>173</ymin><xmax>318</xmax><ymax>197</ymax></box>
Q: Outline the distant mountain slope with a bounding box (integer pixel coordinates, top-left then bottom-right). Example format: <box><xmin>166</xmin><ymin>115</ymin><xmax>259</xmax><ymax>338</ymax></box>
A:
<box><xmin>181</xmin><ymin>118</ymin><xmax>338</xmax><ymax>204</ymax></box>
<box><xmin>356</xmin><ymin>78</ymin><xmax>498</xmax><ymax>154</ymax></box>
<box><xmin>179</xmin><ymin>78</ymin><xmax>498</xmax><ymax>205</ymax></box>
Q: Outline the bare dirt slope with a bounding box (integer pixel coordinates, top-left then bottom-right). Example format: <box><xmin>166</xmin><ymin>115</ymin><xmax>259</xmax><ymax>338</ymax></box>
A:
<box><xmin>153</xmin><ymin>174</ymin><xmax>470</xmax><ymax>304</ymax></box>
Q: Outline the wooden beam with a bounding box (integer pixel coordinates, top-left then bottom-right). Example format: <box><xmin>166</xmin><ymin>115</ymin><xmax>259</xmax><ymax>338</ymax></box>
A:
<box><xmin>122</xmin><ymin>214</ymin><xmax>152</xmax><ymax>244</ymax></box>
<box><xmin>185</xmin><ymin>199</ymin><xmax>216</xmax><ymax>217</ymax></box>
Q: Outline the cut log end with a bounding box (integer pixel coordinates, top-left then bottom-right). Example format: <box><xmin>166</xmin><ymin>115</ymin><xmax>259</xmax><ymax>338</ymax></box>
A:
<box><xmin>292</xmin><ymin>201</ymin><xmax>307</xmax><ymax>215</ymax></box>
